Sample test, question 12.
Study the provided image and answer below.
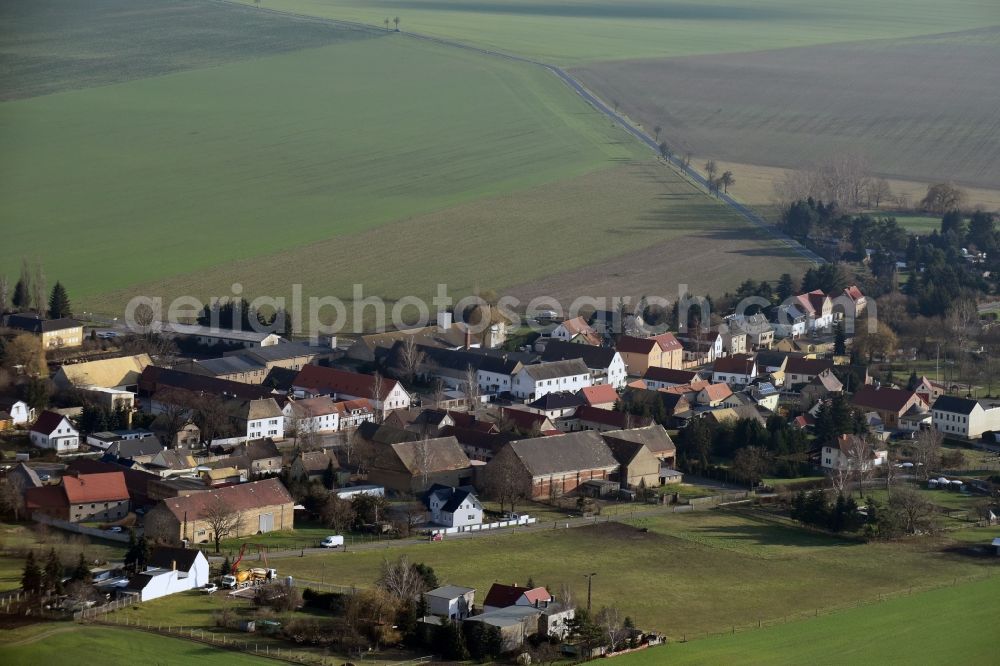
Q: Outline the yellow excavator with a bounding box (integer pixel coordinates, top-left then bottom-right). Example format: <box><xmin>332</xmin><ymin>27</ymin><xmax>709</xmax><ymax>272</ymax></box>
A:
<box><xmin>221</xmin><ymin>543</ymin><xmax>276</xmax><ymax>590</ymax></box>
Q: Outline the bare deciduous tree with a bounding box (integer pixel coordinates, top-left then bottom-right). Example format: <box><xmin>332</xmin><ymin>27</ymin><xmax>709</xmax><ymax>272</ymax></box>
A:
<box><xmin>704</xmin><ymin>160</ymin><xmax>718</xmax><ymax>183</ymax></box>
<box><xmin>371</xmin><ymin>372</ymin><xmax>385</xmax><ymax>424</ymax></box>
<box><xmin>31</xmin><ymin>260</ymin><xmax>46</xmax><ymax>317</ymax></box>
<box><xmin>203</xmin><ymin>497</ymin><xmax>242</xmax><ymax>553</ymax></box>
<box><xmin>910</xmin><ymin>428</ymin><xmax>942</xmax><ymax>480</ymax></box>
<box><xmin>484</xmin><ymin>450</ymin><xmax>527</xmax><ymax>514</ymax></box>
<box><xmin>464</xmin><ymin>364</ymin><xmax>480</xmax><ymax>411</ymax></box>
<box><xmin>399</xmin><ymin>335</ymin><xmax>424</xmax><ymax>385</ymax></box>
<box><xmin>377</xmin><ymin>555</ymin><xmax>426</xmax><ymax>601</ymax></box>
<box><xmin>596</xmin><ymin>606</ymin><xmax>629</xmax><ymax>652</ymax></box>
<box><xmin>719</xmin><ymin>170</ymin><xmax>735</xmax><ymax>194</ymax></box>
<box><xmin>0</xmin><ymin>275</ymin><xmax>8</xmax><ymax>315</ymax></box>
<box><xmin>921</xmin><ymin>182</ymin><xmax>966</xmax><ymax>214</ymax></box>
<box><xmin>865</xmin><ymin>177</ymin><xmax>892</xmax><ymax>208</ymax></box>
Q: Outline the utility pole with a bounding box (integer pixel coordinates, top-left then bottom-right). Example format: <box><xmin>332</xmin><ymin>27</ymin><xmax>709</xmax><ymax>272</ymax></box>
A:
<box><xmin>584</xmin><ymin>572</ymin><xmax>597</xmax><ymax>612</ymax></box>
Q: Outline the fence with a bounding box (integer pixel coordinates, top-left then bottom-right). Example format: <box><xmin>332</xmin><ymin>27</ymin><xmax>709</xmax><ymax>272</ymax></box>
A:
<box><xmin>688</xmin><ymin>491</ymin><xmax>751</xmax><ymax>509</ymax></box>
<box><xmin>430</xmin><ymin>515</ymin><xmax>536</xmax><ymax>536</ymax></box>
<box><xmin>33</xmin><ymin>513</ymin><xmax>131</xmax><ymax>542</ymax></box>
<box><xmin>73</xmin><ymin>594</ymin><xmax>141</xmax><ymax>621</ymax></box>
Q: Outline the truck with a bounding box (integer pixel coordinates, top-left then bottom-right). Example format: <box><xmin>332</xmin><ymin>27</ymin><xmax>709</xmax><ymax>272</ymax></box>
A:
<box><xmin>221</xmin><ymin>543</ymin><xmax>276</xmax><ymax>590</ymax></box>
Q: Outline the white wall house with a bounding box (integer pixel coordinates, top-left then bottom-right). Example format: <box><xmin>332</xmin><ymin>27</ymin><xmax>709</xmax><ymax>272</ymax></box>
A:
<box><xmin>424</xmin><ymin>585</ymin><xmax>476</xmax><ymax>620</ymax></box>
<box><xmin>821</xmin><ymin>435</ymin><xmax>887</xmax><ymax>471</ymax></box>
<box><xmin>932</xmin><ymin>396</ymin><xmax>1000</xmax><ymax>440</ymax></box>
<box><xmin>29</xmin><ymin>411</ymin><xmax>79</xmax><ymax>452</ymax></box>
<box><xmin>512</xmin><ymin>359</ymin><xmax>592</xmax><ymax>400</ymax></box>
<box><xmin>773</xmin><ymin>304</ymin><xmax>809</xmax><ymax>339</ymax></box>
<box><xmin>476</xmin><ymin>368</ymin><xmax>518</xmax><ymax>394</ymax></box>
<box><xmin>245</xmin><ymin>398</ymin><xmax>285</xmax><ymax>441</ymax></box>
<box><xmin>2</xmin><ymin>400</ymin><xmax>33</xmax><ymax>426</ymax></box>
<box><xmin>123</xmin><ymin>547</ymin><xmax>210</xmax><ymax>602</ymax></box>
<box><xmin>425</xmin><ymin>486</ymin><xmax>483</xmax><ymax>528</ymax></box>
<box><xmin>282</xmin><ymin>397</ymin><xmax>341</xmax><ymax>435</ymax></box>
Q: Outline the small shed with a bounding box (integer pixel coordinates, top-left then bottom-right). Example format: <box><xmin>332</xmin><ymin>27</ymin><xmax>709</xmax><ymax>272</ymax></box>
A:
<box><xmin>578</xmin><ymin>479</ymin><xmax>619</xmax><ymax>498</ymax></box>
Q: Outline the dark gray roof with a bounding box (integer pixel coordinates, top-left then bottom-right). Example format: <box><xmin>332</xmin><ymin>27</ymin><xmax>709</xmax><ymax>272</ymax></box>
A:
<box><xmin>195</xmin><ymin>356</ymin><xmax>264</xmax><ymax>376</ymax></box>
<box><xmin>528</xmin><ymin>391</ymin><xmax>585</xmax><ymax>410</ymax></box>
<box><xmin>506</xmin><ymin>431</ymin><xmax>617</xmax><ymax>476</ymax></box>
<box><xmin>521</xmin><ymin>358</ymin><xmax>590</xmax><ymax>381</ymax></box>
<box><xmin>147</xmin><ymin>546</ymin><xmax>201</xmax><ymax>572</ymax></box>
<box><xmin>6</xmin><ymin>313</ymin><xmax>81</xmax><ymax>333</ymax></box>
<box><xmin>931</xmin><ymin>395</ymin><xmax>977</xmax><ymax>415</ymax></box>
<box><xmin>106</xmin><ymin>435</ymin><xmax>162</xmax><ymax>459</ymax></box>
<box><xmin>540</xmin><ymin>340</ymin><xmax>618</xmax><ymax>369</ymax></box>
<box><xmin>388</xmin><ymin>343</ymin><xmax>524</xmax><ymax>375</ymax></box>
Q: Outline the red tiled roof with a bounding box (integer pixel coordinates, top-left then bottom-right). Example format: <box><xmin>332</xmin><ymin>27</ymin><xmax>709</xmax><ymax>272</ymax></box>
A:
<box><xmin>617</xmin><ymin>333</ymin><xmax>681</xmax><ymax>355</ymax></box>
<box><xmin>499</xmin><ymin>407</ymin><xmax>551</xmax><ymax>433</ymax></box>
<box><xmin>700</xmin><ymin>383</ymin><xmax>733</xmax><ymax>402</ymax></box>
<box><xmin>63</xmin><ymin>472</ymin><xmax>129</xmax><ymax>503</ymax></box>
<box><xmin>31</xmin><ymin>410</ymin><xmax>69</xmax><ymax>436</ymax></box>
<box><xmin>784</xmin><ymin>357</ymin><xmax>834</xmax><ymax>376</ymax></box>
<box><xmin>579</xmin><ymin>384</ymin><xmax>619</xmax><ymax>406</ymax></box>
<box><xmin>558</xmin><ymin>317</ymin><xmax>601</xmax><ymax>345</ymax></box>
<box><xmin>844</xmin><ymin>285</ymin><xmax>864</xmax><ymax>302</ymax></box>
<box><xmin>25</xmin><ymin>485</ymin><xmax>67</xmax><ymax>512</ymax></box>
<box><xmin>294</xmin><ymin>366</ymin><xmax>399</xmax><ymax>400</ymax></box>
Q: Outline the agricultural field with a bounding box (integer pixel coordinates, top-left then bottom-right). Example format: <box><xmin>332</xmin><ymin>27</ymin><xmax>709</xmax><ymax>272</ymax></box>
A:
<box><xmin>0</xmin><ymin>0</ymin><xmax>376</xmax><ymax>101</ymax></box>
<box><xmin>616</xmin><ymin>573</ymin><xmax>1000</xmax><ymax>665</ymax></box>
<box><xmin>573</xmin><ymin>27</ymin><xmax>1000</xmax><ymax>189</ymax></box>
<box><xmin>266</xmin><ymin>510</ymin><xmax>996</xmax><ymax>638</ymax></box>
<box><xmin>0</xmin><ymin>623</ymin><xmax>274</xmax><ymax>665</ymax></box>
<box><xmin>229</xmin><ymin>0</ymin><xmax>998</xmax><ymax>64</ymax></box>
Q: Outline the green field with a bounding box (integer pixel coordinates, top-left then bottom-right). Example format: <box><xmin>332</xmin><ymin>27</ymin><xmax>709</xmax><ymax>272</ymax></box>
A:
<box><xmin>0</xmin><ymin>624</ymin><xmax>273</xmax><ymax>665</ymax></box>
<box><xmin>230</xmin><ymin>0</ymin><xmax>999</xmax><ymax>64</ymax></box>
<box><xmin>616</xmin><ymin>573</ymin><xmax>1000</xmax><ymax>665</ymax></box>
<box><xmin>0</xmin><ymin>35</ymin><xmax>644</xmax><ymax>307</ymax></box>
<box><xmin>255</xmin><ymin>510</ymin><xmax>995</xmax><ymax>638</ymax></box>
<box><xmin>0</xmin><ymin>521</ymin><xmax>127</xmax><ymax>591</ymax></box>
<box><xmin>889</xmin><ymin>211</ymin><xmax>946</xmax><ymax>233</ymax></box>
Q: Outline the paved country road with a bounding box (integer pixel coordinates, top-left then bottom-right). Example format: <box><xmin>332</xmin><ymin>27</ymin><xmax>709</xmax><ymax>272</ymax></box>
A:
<box><xmin>212</xmin><ymin>0</ymin><xmax>823</xmax><ymax>266</ymax></box>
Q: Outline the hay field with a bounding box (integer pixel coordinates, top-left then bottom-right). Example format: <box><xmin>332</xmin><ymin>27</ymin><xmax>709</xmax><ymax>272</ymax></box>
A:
<box><xmin>573</xmin><ymin>28</ymin><xmax>1000</xmax><ymax>189</ymax></box>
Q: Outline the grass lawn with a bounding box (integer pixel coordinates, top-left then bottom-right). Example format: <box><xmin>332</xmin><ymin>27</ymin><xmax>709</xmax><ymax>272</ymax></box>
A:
<box><xmin>0</xmin><ymin>35</ymin><xmax>643</xmax><ymax>309</ymax></box>
<box><xmin>229</xmin><ymin>0</ymin><xmax>998</xmax><ymax>64</ymax></box>
<box><xmin>0</xmin><ymin>521</ymin><xmax>127</xmax><ymax>591</ymax></box>
<box><xmin>616</xmin><ymin>573</ymin><xmax>1000</xmax><ymax>665</ymax></box>
<box><xmin>262</xmin><ymin>509</ymin><xmax>995</xmax><ymax>638</ymax></box>
<box><xmin>886</xmin><ymin>211</ymin><xmax>944</xmax><ymax>234</ymax></box>
<box><xmin>0</xmin><ymin>623</ymin><xmax>274</xmax><ymax>665</ymax></box>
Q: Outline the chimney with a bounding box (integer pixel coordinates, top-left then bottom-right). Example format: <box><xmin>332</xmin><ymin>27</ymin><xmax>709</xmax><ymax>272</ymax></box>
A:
<box><xmin>171</xmin><ymin>560</ymin><xmax>177</xmax><ymax>571</ymax></box>
<box><xmin>437</xmin><ymin>310</ymin><xmax>452</xmax><ymax>330</ymax></box>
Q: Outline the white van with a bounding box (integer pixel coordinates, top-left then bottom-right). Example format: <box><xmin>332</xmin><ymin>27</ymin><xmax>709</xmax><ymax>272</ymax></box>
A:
<box><xmin>320</xmin><ymin>535</ymin><xmax>344</xmax><ymax>548</ymax></box>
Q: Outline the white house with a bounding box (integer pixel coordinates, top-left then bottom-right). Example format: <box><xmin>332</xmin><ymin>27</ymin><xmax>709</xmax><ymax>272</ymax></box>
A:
<box><xmin>29</xmin><ymin>410</ymin><xmax>79</xmax><ymax>452</ymax></box>
<box><xmin>773</xmin><ymin>304</ymin><xmax>809</xmax><ymax>339</ymax></box>
<box><xmin>821</xmin><ymin>434</ymin><xmax>887</xmax><ymax>471</ymax></box>
<box><xmin>424</xmin><ymin>485</ymin><xmax>483</xmax><ymax>528</ymax></box>
<box><xmin>512</xmin><ymin>359</ymin><xmax>592</xmax><ymax>400</ymax></box>
<box><xmin>424</xmin><ymin>585</ymin><xmax>476</xmax><ymax>620</ymax></box>
<box><xmin>932</xmin><ymin>396</ymin><xmax>1000</xmax><ymax>440</ymax></box>
<box><xmin>123</xmin><ymin>547</ymin><xmax>210</xmax><ymax>602</ymax></box>
<box><xmin>540</xmin><ymin>340</ymin><xmax>627</xmax><ymax>389</ymax></box>
<box><xmin>243</xmin><ymin>398</ymin><xmax>285</xmax><ymax>441</ymax></box>
<box><xmin>282</xmin><ymin>396</ymin><xmax>341</xmax><ymax>435</ymax></box>
<box><xmin>711</xmin><ymin>354</ymin><xmax>758</xmax><ymax>387</ymax></box>
<box><xmin>549</xmin><ymin>316</ymin><xmax>601</xmax><ymax>345</ymax></box>
<box><xmin>0</xmin><ymin>399</ymin><xmax>33</xmax><ymax>426</ymax></box>
<box><xmin>794</xmin><ymin>290</ymin><xmax>835</xmax><ymax>332</ymax></box>
<box><xmin>293</xmin><ymin>365</ymin><xmax>411</xmax><ymax>415</ymax></box>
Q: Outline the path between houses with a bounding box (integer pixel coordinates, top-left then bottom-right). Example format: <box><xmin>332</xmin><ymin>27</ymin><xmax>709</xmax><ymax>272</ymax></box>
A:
<box><xmin>209</xmin><ymin>0</ymin><xmax>823</xmax><ymax>266</ymax></box>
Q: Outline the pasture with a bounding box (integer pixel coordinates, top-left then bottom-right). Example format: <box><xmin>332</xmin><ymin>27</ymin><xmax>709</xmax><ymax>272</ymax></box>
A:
<box><xmin>228</xmin><ymin>0</ymin><xmax>998</xmax><ymax>64</ymax></box>
<box><xmin>0</xmin><ymin>624</ymin><xmax>274</xmax><ymax>665</ymax></box>
<box><xmin>0</xmin><ymin>0</ymin><xmax>377</xmax><ymax>101</ymax></box>
<box><xmin>573</xmin><ymin>27</ymin><xmax>1000</xmax><ymax>189</ymax></box>
<box><xmin>266</xmin><ymin>510</ymin><xmax>995</xmax><ymax>638</ymax></box>
<box><xmin>616</xmin><ymin>573</ymin><xmax>1000</xmax><ymax>665</ymax></box>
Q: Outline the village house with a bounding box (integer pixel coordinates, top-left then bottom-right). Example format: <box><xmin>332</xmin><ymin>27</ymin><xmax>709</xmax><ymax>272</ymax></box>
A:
<box><xmin>602</xmin><ymin>435</ymin><xmax>660</xmax><ymax>488</ymax></box>
<box><xmin>799</xmin><ymin>371</ymin><xmax>844</xmax><ymax>404</ymax></box>
<box><xmin>641</xmin><ymin>367</ymin><xmax>705</xmax><ymax>390</ymax></box>
<box><xmin>4</xmin><ymin>313</ymin><xmax>83</xmax><ymax>349</ymax></box>
<box><xmin>526</xmin><ymin>391</ymin><xmax>585</xmax><ymax>420</ymax></box>
<box><xmin>724</xmin><ymin>313</ymin><xmax>774</xmax><ymax>350</ymax></box>
<box><xmin>293</xmin><ymin>365</ymin><xmax>411</xmax><ymax>414</ymax></box>
<box><xmin>577</xmin><ymin>383</ymin><xmax>620</xmax><ymax>410</ymax></box>
<box><xmin>0</xmin><ymin>398</ymin><xmax>33</xmax><ymax>427</ymax></box>
<box><xmin>561</xmin><ymin>405</ymin><xmax>652</xmax><ymax>433</ymax></box>
<box><xmin>288</xmin><ymin>450</ymin><xmax>339</xmax><ymax>484</ymax></box>
<box><xmin>615</xmin><ymin>333</ymin><xmax>683</xmax><ymax>376</ymax></box>
<box><xmin>851</xmin><ymin>385</ymin><xmax>925</xmax><ymax>431</ymax></box>
<box><xmin>282</xmin><ymin>396</ymin><xmax>341</xmax><ymax>435</ymax></box>
<box><xmin>477</xmin><ymin>583</ymin><xmax>575</xmax><ymax>645</ymax></box>
<box><xmin>841</xmin><ymin>285</ymin><xmax>867</xmax><ymax>317</ymax></box>
<box><xmin>821</xmin><ymin>434</ymin><xmax>887</xmax><ymax>471</ymax></box>
<box><xmin>178</xmin><ymin>355</ymin><xmax>268</xmax><ymax>384</ymax></box>
<box><xmin>333</xmin><ymin>398</ymin><xmax>377</xmax><ymax>430</ymax></box>
<box><xmin>231</xmin><ymin>438</ymin><xmax>283</xmax><ymax>477</ymax></box>
<box><xmin>146</xmin><ymin>449</ymin><xmax>199</xmax><ymax>477</ymax></box>
<box><xmin>602</xmin><ymin>424</ymin><xmax>677</xmax><ymax>469</ymax></box>
<box><xmin>124</xmin><ymin>546</ymin><xmax>210</xmax><ymax>602</ymax></box>
<box><xmin>913</xmin><ymin>376</ymin><xmax>948</xmax><ymax>405</ymax></box>
<box><xmin>712</xmin><ymin>354</ymin><xmax>758</xmax><ymax>387</ymax></box>
<box><xmin>484</xmin><ymin>430</ymin><xmax>619</xmax><ymax>500</ymax></box>
<box><xmin>364</xmin><ymin>435</ymin><xmax>473</xmax><ymax>495</ymax></box>
<box><xmin>511</xmin><ymin>358</ymin><xmax>592</xmax><ymax>401</ymax></box>
<box><xmin>931</xmin><ymin>395</ymin><xmax>1000</xmax><ymax>440</ymax></box>
<box><xmin>695</xmin><ymin>383</ymin><xmax>735</xmax><ymax>408</ymax></box>
<box><xmin>746</xmin><ymin>382</ymin><xmax>780</xmax><ymax>411</ymax></box>
<box><xmin>424</xmin><ymin>585</ymin><xmax>476</xmax><ymax>620</ymax></box>
<box><xmin>104</xmin><ymin>434</ymin><xmax>164</xmax><ymax>464</ymax></box>
<box><xmin>498</xmin><ymin>407</ymin><xmax>557</xmax><ymax>436</ymax></box>
<box><xmin>784</xmin><ymin>357</ymin><xmax>835</xmax><ymax>387</ymax></box>
<box><xmin>678</xmin><ymin>331</ymin><xmax>724</xmax><ymax>364</ymax></box>
<box><xmin>143</xmin><ymin>477</ymin><xmax>293</xmax><ymax>545</ymax></box>
<box><xmin>549</xmin><ymin>316</ymin><xmax>602</xmax><ymax>346</ymax></box>
<box><xmin>540</xmin><ymin>339</ymin><xmax>627</xmax><ymax>388</ymax></box>
<box><xmin>773</xmin><ymin>303</ymin><xmax>809</xmax><ymax>339</ymax></box>
<box><xmin>29</xmin><ymin>410</ymin><xmax>80</xmax><ymax>452</ymax></box>
<box><xmin>424</xmin><ymin>484</ymin><xmax>483</xmax><ymax>528</ymax></box>
<box><xmin>720</xmin><ymin>330</ymin><xmax>749</xmax><ymax>356</ymax></box>
<box><xmin>239</xmin><ymin>398</ymin><xmax>285</xmax><ymax>441</ymax></box>
<box><xmin>25</xmin><ymin>471</ymin><xmax>130</xmax><ymax>523</ymax></box>
<box><xmin>794</xmin><ymin>290</ymin><xmax>835</xmax><ymax>332</ymax></box>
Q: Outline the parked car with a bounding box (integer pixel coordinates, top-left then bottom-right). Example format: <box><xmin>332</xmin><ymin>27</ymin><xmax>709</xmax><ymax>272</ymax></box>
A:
<box><xmin>107</xmin><ymin>526</ymin><xmax>123</xmax><ymax>533</ymax></box>
<box><xmin>201</xmin><ymin>583</ymin><xmax>218</xmax><ymax>594</ymax></box>
<box><xmin>38</xmin><ymin>474</ymin><xmax>50</xmax><ymax>482</ymax></box>
<box><xmin>320</xmin><ymin>535</ymin><xmax>344</xmax><ymax>549</ymax></box>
